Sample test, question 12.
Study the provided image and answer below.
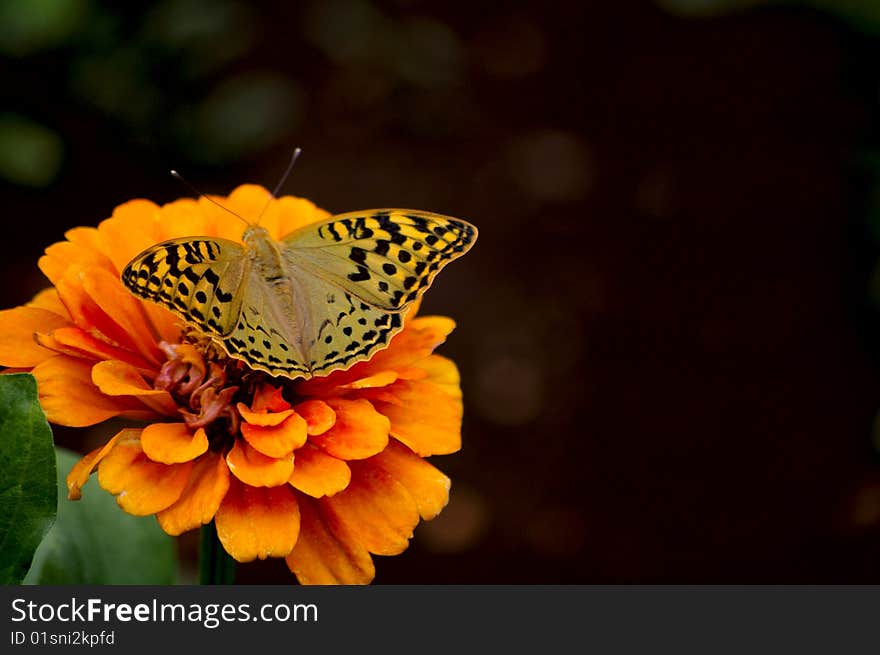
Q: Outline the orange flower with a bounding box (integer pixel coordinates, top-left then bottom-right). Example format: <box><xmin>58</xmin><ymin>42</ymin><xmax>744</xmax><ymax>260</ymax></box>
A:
<box><xmin>0</xmin><ymin>185</ymin><xmax>463</xmax><ymax>584</ymax></box>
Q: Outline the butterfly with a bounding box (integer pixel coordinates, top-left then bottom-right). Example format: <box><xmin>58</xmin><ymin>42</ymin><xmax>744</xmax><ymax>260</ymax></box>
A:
<box><xmin>121</xmin><ymin>207</ymin><xmax>477</xmax><ymax>379</ymax></box>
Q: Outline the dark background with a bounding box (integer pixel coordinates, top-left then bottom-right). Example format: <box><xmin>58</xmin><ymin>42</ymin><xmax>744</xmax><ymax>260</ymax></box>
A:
<box><xmin>3</xmin><ymin>0</ymin><xmax>880</xmax><ymax>583</ymax></box>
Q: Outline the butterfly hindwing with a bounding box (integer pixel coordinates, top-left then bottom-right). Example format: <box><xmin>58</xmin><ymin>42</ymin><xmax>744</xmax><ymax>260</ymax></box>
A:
<box><xmin>121</xmin><ymin>237</ymin><xmax>248</xmax><ymax>337</ymax></box>
<box><xmin>282</xmin><ymin>209</ymin><xmax>477</xmax><ymax>311</ymax></box>
<box><xmin>294</xmin><ymin>273</ymin><xmax>404</xmax><ymax>376</ymax></box>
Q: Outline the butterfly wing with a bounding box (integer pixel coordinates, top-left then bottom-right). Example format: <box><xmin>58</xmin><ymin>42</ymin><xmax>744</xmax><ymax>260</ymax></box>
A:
<box><xmin>121</xmin><ymin>237</ymin><xmax>248</xmax><ymax>337</ymax></box>
<box><xmin>281</xmin><ymin>209</ymin><xmax>478</xmax><ymax>311</ymax></box>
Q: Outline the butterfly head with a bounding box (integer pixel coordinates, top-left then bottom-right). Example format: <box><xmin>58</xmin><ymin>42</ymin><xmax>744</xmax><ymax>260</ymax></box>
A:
<box><xmin>242</xmin><ymin>224</ymin><xmax>271</xmax><ymax>247</ymax></box>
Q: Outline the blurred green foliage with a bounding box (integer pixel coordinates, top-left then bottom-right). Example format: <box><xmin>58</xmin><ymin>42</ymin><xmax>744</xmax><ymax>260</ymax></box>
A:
<box><xmin>0</xmin><ymin>0</ymin><xmax>91</xmax><ymax>57</ymax></box>
<box><xmin>0</xmin><ymin>114</ymin><xmax>63</xmax><ymax>187</ymax></box>
<box><xmin>657</xmin><ymin>0</ymin><xmax>880</xmax><ymax>33</ymax></box>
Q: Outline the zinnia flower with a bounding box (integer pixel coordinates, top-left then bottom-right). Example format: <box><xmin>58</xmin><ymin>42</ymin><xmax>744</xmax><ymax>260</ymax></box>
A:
<box><xmin>0</xmin><ymin>185</ymin><xmax>464</xmax><ymax>584</ymax></box>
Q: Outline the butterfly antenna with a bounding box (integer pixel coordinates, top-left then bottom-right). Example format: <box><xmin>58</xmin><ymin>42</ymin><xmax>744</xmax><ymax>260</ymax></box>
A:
<box><xmin>170</xmin><ymin>170</ymin><xmax>250</xmax><ymax>226</ymax></box>
<box><xmin>255</xmin><ymin>147</ymin><xmax>302</xmax><ymax>225</ymax></box>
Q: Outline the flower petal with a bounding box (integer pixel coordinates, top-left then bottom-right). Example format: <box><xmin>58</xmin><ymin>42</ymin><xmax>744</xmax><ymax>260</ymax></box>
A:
<box><xmin>241</xmin><ymin>413</ymin><xmax>307</xmax><ymax>458</ymax></box>
<box><xmin>37</xmin><ymin>326</ymin><xmax>155</xmax><ymax>373</ymax></box>
<box><xmin>0</xmin><ymin>307</ymin><xmax>71</xmax><ymax>367</ymax></box>
<box><xmin>236</xmin><ymin>403</ymin><xmax>295</xmax><ymax>427</ymax></box>
<box><xmin>309</xmin><ymin>398</ymin><xmax>389</xmax><ymax>460</ymax></box>
<box><xmin>274</xmin><ymin>194</ymin><xmax>331</xmax><ymax>238</ymax></box>
<box><xmin>215</xmin><ymin>478</ymin><xmax>300</xmax><ymax>561</ymax></box>
<box><xmin>251</xmin><ymin>384</ymin><xmax>290</xmax><ymax>412</ymax></box>
<box><xmin>285</xmin><ymin>495</ymin><xmax>374</xmax><ymax>585</ymax></box>
<box><xmin>141</xmin><ymin>423</ymin><xmax>209</xmax><ymax>464</ymax></box>
<box><xmin>336</xmin><ymin>370</ymin><xmax>399</xmax><ymax>390</ymax></box>
<box><xmin>66</xmin><ymin>428</ymin><xmax>133</xmax><ymax>500</ymax></box>
<box><xmin>368</xmin><ymin>379</ymin><xmax>462</xmax><ymax>456</ymax></box>
<box><xmin>295</xmin><ymin>399</ymin><xmax>336</xmax><ymax>436</ymax></box>
<box><xmin>289</xmin><ymin>444</ymin><xmax>351</xmax><ymax>498</ymax></box>
<box><xmin>39</xmin><ymin>239</ymin><xmax>115</xmax><ymax>286</ymax></box>
<box><xmin>226</xmin><ymin>438</ymin><xmax>294</xmax><ymax>487</ymax></box>
<box><xmin>91</xmin><ymin>359</ymin><xmax>178</xmax><ymax>416</ymax></box>
<box><xmin>369</xmin><ymin>440</ymin><xmax>450</xmax><ymax>519</ymax></box>
<box><xmin>157</xmin><ymin>453</ymin><xmax>231</xmax><ymax>536</ymax></box>
<box><xmin>81</xmin><ymin>267</ymin><xmax>162</xmax><ymax>365</ymax></box>
<box><xmin>322</xmin><ymin>460</ymin><xmax>420</xmax><ymax>556</ymax></box>
<box><xmin>33</xmin><ymin>355</ymin><xmax>155</xmax><ymax>427</ymax></box>
<box><xmin>97</xmin><ymin>433</ymin><xmax>193</xmax><ymax>515</ymax></box>
<box><xmin>28</xmin><ymin>288</ymin><xmax>71</xmax><ymax>318</ymax></box>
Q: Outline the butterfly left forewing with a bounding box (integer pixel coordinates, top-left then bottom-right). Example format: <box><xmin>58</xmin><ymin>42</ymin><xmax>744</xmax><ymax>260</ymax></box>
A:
<box><xmin>122</xmin><ymin>237</ymin><xmax>247</xmax><ymax>337</ymax></box>
<box><xmin>282</xmin><ymin>209</ymin><xmax>477</xmax><ymax>312</ymax></box>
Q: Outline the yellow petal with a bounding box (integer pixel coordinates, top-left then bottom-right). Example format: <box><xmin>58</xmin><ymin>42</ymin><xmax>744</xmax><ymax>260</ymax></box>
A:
<box><xmin>141</xmin><ymin>423</ymin><xmax>209</xmax><ymax>464</ymax></box>
<box><xmin>157</xmin><ymin>453</ymin><xmax>230</xmax><ymax>536</ymax></box>
<box><xmin>285</xmin><ymin>495</ymin><xmax>374</xmax><ymax>585</ymax></box>
<box><xmin>97</xmin><ymin>434</ymin><xmax>193</xmax><ymax>515</ymax></box>
<box><xmin>215</xmin><ymin>478</ymin><xmax>300</xmax><ymax>562</ymax></box>
<box><xmin>289</xmin><ymin>444</ymin><xmax>351</xmax><ymax>498</ymax></box>
<box><xmin>226</xmin><ymin>438</ymin><xmax>294</xmax><ymax>487</ymax></box>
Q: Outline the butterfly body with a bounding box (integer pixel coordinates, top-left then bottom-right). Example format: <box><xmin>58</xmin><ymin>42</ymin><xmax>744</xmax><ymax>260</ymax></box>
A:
<box><xmin>122</xmin><ymin>209</ymin><xmax>476</xmax><ymax>379</ymax></box>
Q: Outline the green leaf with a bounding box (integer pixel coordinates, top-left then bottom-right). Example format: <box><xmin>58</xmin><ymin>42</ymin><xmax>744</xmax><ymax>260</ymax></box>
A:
<box><xmin>0</xmin><ymin>373</ymin><xmax>57</xmax><ymax>585</ymax></box>
<box><xmin>24</xmin><ymin>447</ymin><xmax>179</xmax><ymax>584</ymax></box>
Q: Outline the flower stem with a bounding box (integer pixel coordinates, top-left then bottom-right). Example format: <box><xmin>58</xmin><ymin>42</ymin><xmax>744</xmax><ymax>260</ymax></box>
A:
<box><xmin>199</xmin><ymin>521</ymin><xmax>235</xmax><ymax>585</ymax></box>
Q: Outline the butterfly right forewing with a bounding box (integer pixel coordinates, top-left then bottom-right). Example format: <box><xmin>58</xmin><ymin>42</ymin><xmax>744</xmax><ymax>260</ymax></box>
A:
<box><xmin>282</xmin><ymin>210</ymin><xmax>477</xmax><ymax>311</ymax></box>
<box><xmin>122</xmin><ymin>237</ymin><xmax>249</xmax><ymax>338</ymax></box>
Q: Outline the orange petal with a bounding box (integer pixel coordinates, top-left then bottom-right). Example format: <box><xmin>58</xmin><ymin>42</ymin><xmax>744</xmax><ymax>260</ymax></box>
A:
<box><xmin>95</xmin><ymin>201</ymin><xmax>161</xmax><ymax>277</ymax></box>
<box><xmin>226</xmin><ymin>438</ymin><xmax>294</xmax><ymax>487</ymax></box>
<box><xmin>236</xmin><ymin>402</ymin><xmax>295</xmax><ymax>427</ymax></box>
<box><xmin>322</xmin><ymin>460</ymin><xmax>419</xmax><ymax>556</ymax></box>
<box><xmin>36</xmin><ymin>326</ymin><xmax>155</xmax><ymax>373</ymax></box>
<box><xmin>251</xmin><ymin>384</ymin><xmax>291</xmax><ymax>412</ymax></box>
<box><xmin>157</xmin><ymin>452</ymin><xmax>231</xmax><ymax>536</ymax></box>
<box><xmin>0</xmin><ymin>307</ymin><xmax>71</xmax><ymax>367</ymax></box>
<box><xmin>285</xmin><ymin>495</ymin><xmax>374</xmax><ymax>585</ymax></box>
<box><xmin>274</xmin><ymin>194</ymin><xmax>331</xmax><ymax>238</ymax></box>
<box><xmin>91</xmin><ymin>359</ymin><xmax>178</xmax><ymax>416</ymax></box>
<box><xmin>33</xmin><ymin>355</ymin><xmax>155</xmax><ymax>427</ymax></box>
<box><xmin>28</xmin><ymin>288</ymin><xmax>71</xmax><ymax>319</ymax></box>
<box><xmin>336</xmin><ymin>370</ymin><xmax>399</xmax><ymax>390</ymax></box>
<box><xmin>309</xmin><ymin>398</ymin><xmax>389</xmax><ymax>460</ymax></box>
<box><xmin>66</xmin><ymin>428</ymin><xmax>133</xmax><ymax>500</ymax></box>
<box><xmin>295</xmin><ymin>399</ymin><xmax>336</xmax><ymax>435</ymax></box>
<box><xmin>215</xmin><ymin>478</ymin><xmax>300</xmax><ymax>561</ymax></box>
<box><xmin>141</xmin><ymin>423</ymin><xmax>209</xmax><ymax>464</ymax></box>
<box><xmin>289</xmin><ymin>444</ymin><xmax>351</xmax><ymax>498</ymax></box>
<box><xmin>39</xmin><ymin>240</ymin><xmax>115</xmax><ymax>286</ymax></box>
<box><xmin>412</xmin><ymin>354</ymin><xmax>461</xmax><ymax>397</ymax></box>
<box><xmin>369</xmin><ymin>440</ymin><xmax>450</xmax><ymax>520</ymax></box>
<box><xmin>369</xmin><ymin>379</ymin><xmax>462</xmax><ymax>456</ymax></box>
<box><xmin>241</xmin><ymin>413</ymin><xmax>307</xmax><ymax>458</ymax></box>
<box><xmin>97</xmin><ymin>433</ymin><xmax>193</xmax><ymax>515</ymax></box>
<box><xmin>81</xmin><ymin>267</ymin><xmax>162</xmax><ymax>365</ymax></box>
